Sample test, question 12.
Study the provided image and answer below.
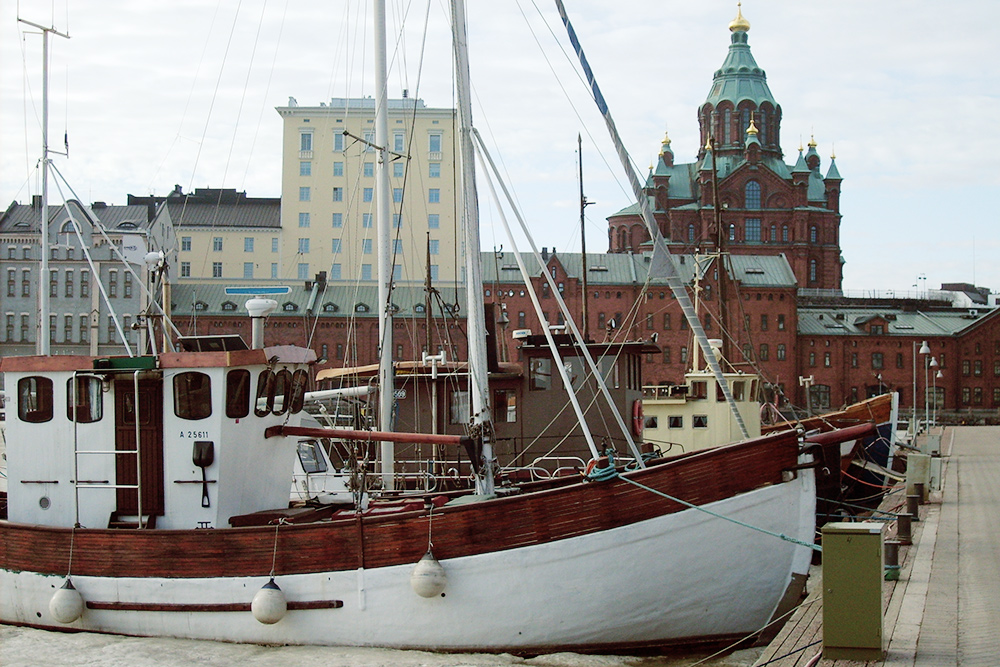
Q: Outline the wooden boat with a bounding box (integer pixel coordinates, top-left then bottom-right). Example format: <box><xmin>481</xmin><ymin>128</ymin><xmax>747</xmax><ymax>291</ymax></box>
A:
<box><xmin>0</xmin><ymin>346</ymin><xmax>815</xmax><ymax>651</ymax></box>
<box><xmin>0</xmin><ymin>1</ymin><xmax>817</xmax><ymax>652</ymax></box>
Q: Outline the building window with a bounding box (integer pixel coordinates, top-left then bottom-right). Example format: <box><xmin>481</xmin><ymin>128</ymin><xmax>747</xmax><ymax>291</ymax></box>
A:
<box><xmin>810</xmin><ymin>226</ymin><xmax>818</xmax><ymax>243</ymax></box>
<box><xmin>22</xmin><ymin>269</ymin><xmax>31</xmax><ymax>296</ymax></box>
<box><xmin>332</xmin><ymin>239</ymin><xmax>342</xmax><ymax>254</ymax></box>
<box><xmin>974</xmin><ymin>360</ymin><xmax>983</xmax><ymax>376</ymax></box>
<box><xmin>809</xmin><ymin>352</ymin><xmax>816</xmax><ymax>367</ymax></box>
<box><xmin>364</xmin><ymin>162</ymin><xmax>374</xmax><ymax>178</ymax></box>
<box><xmin>363</xmin><ymin>188</ymin><xmax>373</xmax><ymax>203</ymax></box>
<box><xmin>271</xmin><ymin>237</ymin><xmax>279</xmax><ymax>253</ymax></box>
<box><xmin>745</xmin><ymin>180</ymin><xmax>761</xmax><ymax>209</ymax></box>
<box><xmin>777</xmin><ymin>343</ymin><xmax>786</xmax><ymax>361</ymax></box>
<box><xmin>362</xmin><ymin>239</ymin><xmax>373</xmax><ymax>254</ymax></box>
<box><xmin>363</xmin><ymin>213</ymin><xmax>373</xmax><ymax>228</ymax></box>
<box><xmin>108</xmin><ymin>270</ymin><xmax>118</xmax><ymax>297</ymax></box>
<box><xmin>329</xmin><ymin>264</ymin><xmax>341</xmax><ymax>280</ymax></box>
<box><xmin>299</xmin><ymin>186</ymin><xmax>311</xmax><ymax>202</ymax></box>
<box><xmin>394</xmin><ymin>132</ymin><xmax>405</xmax><ymax>152</ymax></box>
<box><xmin>974</xmin><ymin>387</ymin><xmax>983</xmax><ymax>405</ymax></box>
<box><xmin>393</xmin><ymin>162</ymin><xmax>404</xmax><ymax>178</ymax></box>
<box><xmin>680</xmin><ymin>346</ymin><xmax>688</xmax><ymax>364</ymax></box>
<box><xmin>299</xmin><ymin>161</ymin><xmax>311</xmax><ymax>176</ymax></box>
<box><xmin>64</xmin><ymin>270</ymin><xmax>74</xmax><ymax>297</ymax></box>
<box><xmin>243</xmin><ymin>262</ymin><xmax>254</xmax><ymax>279</ymax></box>
<box><xmin>872</xmin><ymin>352</ymin><xmax>884</xmax><ymax>369</ymax></box>
<box><xmin>332</xmin><ymin>212</ymin><xmax>343</xmax><ymax>228</ymax></box>
<box><xmin>449</xmin><ymin>390</ymin><xmax>470</xmax><ymax>424</ymax></box>
<box><xmin>760</xmin><ymin>314</ymin><xmax>768</xmax><ymax>331</ymax></box>
<box><xmin>687</xmin><ymin>223</ymin><xmax>695</xmax><ymax>242</ymax></box>
<box><xmin>333</xmin><ymin>161</ymin><xmax>344</xmax><ymax>176</ymax></box>
<box><xmin>430</xmin><ymin>265</ymin><xmax>439</xmax><ymax>281</ymax></box>
<box><xmin>124</xmin><ymin>273</ymin><xmax>132</xmax><ymax>298</ymax></box>
<box><xmin>393</xmin><ymin>188</ymin><xmax>403</xmax><ymax>203</ymax></box>
<box><xmin>824</xmin><ymin>352</ymin><xmax>831</xmax><ymax>367</ymax></box>
<box><xmin>809</xmin><ymin>259</ymin><xmax>818</xmax><ymax>283</ymax></box>
<box><xmin>428</xmin><ymin>189</ymin><xmax>440</xmax><ymax>203</ymax></box>
<box><xmin>428</xmin><ymin>213</ymin><xmax>440</xmax><ymax>229</ymax></box>
<box><xmin>20</xmin><ymin>314</ymin><xmax>29</xmax><ymax>342</ymax></box>
<box><xmin>769</xmin><ymin>224</ymin><xmax>777</xmax><ymax>242</ymax></box>
<box><xmin>6</xmin><ymin>269</ymin><xmax>14</xmax><ymax>296</ymax></box>
<box><xmin>299</xmin><ymin>132</ymin><xmax>313</xmax><ymax>151</ymax></box>
<box><xmin>962</xmin><ymin>360</ymin><xmax>970</xmax><ymax>377</ymax></box>
<box><xmin>361</xmin><ymin>264</ymin><xmax>373</xmax><ymax>281</ymax></box>
<box><xmin>297</xmin><ymin>263</ymin><xmax>309</xmax><ymax>280</ymax></box>
<box><xmin>213</xmin><ymin>237</ymin><xmax>223</xmax><ymax>252</ymax></box>
<box><xmin>729</xmin><ymin>224</ymin><xmax>737</xmax><ymax>241</ymax></box>
<box><xmin>50</xmin><ymin>270</ymin><xmax>58</xmax><ymax>297</ymax></box>
<box><xmin>298</xmin><ymin>212</ymin><xmax>310</xmax><ymax>227</ymax></box>
<box><xmin>392</xmin><ymin>214</ymin><xmax>402</xmax><ymax>228</ymax></box>
<box><xmin>181</xmin><ymin>262</ymin><xmax>191</xmax><ymax>277</ymax></box>
<box><xmin>298</xmin><ymin>238</ymin><xmax>310</xmax><ymax>254</ymax></box>
<box><xmin>243</xmin><ymin>237</ymin><xmax>254</xmax><ymax>252</ymax></box>
<box><xmin>333</xmin><ymin>187</ymin><xmax>343</xmax><ymax>202</ymax></box>
<box><xmin>212</xmin><ymin>262</ymin><xmax>222</xmax><ymax>278</ymax></box>
<box><xmin>181</xmin><ymin>236</ymin><xmax>192</xmax><ymax>251</ymax></box>
<box><xmin>393</xmin><ymin>265</ymin><xmax>402</xmax><ymax>280</ymax></box>
<box><xmin>745</xmin><ymin>218</ymin><xmax>761</xmax><ymax>242</ymax></box>
<box><xmin>334</xmin><ymin>133</ymin><xmax>345</xmax><ymax>152</ymax></box>
<box><xmin>271</xmin><ymin>263</ymin><xmax>278</xmax><ymax>278</ymax></box>
<box><xmin>429</xmin><ymin>133</ymin><xmax>442</xmax><ymax>153</ymax></box>
<box><xmin>760</xmin><ymin>344</ymin><xmax>769</xmax><ymax>361</ymax></box>
<box><xmin>962</xmin><ymin>387</ymin><xmax>971</xmax><ymax>405</ymax></box>
<box><xmin>782</xmin><ymin>225</ymin><xmax>789</xmax><ymax>242</ymax></box>
<box><xmin>429</xmin><ymin>163</ymin><xmax>441</xmax><ymax>178</ymax></box>
<box><xmin>428</xmin><ymin>239</ymin><xmax>440</xmax><ymax>255</ymax></box>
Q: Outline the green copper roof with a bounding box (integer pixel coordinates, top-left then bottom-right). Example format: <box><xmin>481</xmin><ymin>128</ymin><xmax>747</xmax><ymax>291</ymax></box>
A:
<box><xmin>704</xmin><ymin>30</ymin><xmax>777</xmax><ymax>109</ymax></box>
<box><xmin>792</xmin><ymin>149</ymin><xmax>809</xmax><ymax>173</ymax></box>
<box><xmin>826</xmin><ymin>157</ymin><xmax>842</xmax><ymax>180</ymax></box>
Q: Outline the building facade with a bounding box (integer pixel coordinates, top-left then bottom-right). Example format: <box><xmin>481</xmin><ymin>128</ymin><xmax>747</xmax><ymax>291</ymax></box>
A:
<box><xmin>276</xmin><ymin>96</ymin><xmax>460</xmax><ymax>286</ymax></box>
<box><xmin>607</xmin><ymin>9</ymin><xmax>844</xmax><ymax>292</ymax></box>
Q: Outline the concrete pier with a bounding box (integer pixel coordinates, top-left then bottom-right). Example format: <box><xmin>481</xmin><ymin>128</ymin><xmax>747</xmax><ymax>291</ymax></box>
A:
<box><xmin>754</xmin><ymin>426</ymin><xmax>1000</xmax><ymax>666</ymax></box>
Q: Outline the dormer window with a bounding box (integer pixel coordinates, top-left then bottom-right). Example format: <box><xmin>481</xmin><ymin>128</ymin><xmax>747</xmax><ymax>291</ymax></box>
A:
<box><xmin>355</xmin><ymin>303</ymin><xmax>370</xmax><ymax>313</ymax></box>
<box><xmin>322</xmin><ymin>302</ymin><xmax>339</xmax><ymax>313</ymax></box>
<box><xmin>194</xmin><ymin>301</ymin><xmax>208</xmax><ymax>312</ymax></box>
<box><xmin>282</xmin><ymin>302</ymin><xmax>298</xmax><ymax>312</ymax></box>
<box><xmin>870</xmin><ymin>324</ymin><xmax>884</xmax><ymax>335</ymax></box>
<box><xmin>221</xmin><ymin>301</ymin><xmax>237</xmax><ymax>312</ymax></box>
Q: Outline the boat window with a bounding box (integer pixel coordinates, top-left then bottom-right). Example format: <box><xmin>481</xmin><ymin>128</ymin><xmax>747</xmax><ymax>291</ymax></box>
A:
<box><xmin>748</xmin><ymin>380</ymin><xmax>757</xmax><ymax>398</ymax></box>
<box><xmin>254</xmin><ymin>370</ymin><xmax>275</xmax><ymax>417</ymax></box>
<box><xmin>173</xmin><ymin>372</ymin><xmax>212</xmax><ymax>420</ymax></box>
<box><xmin>732</xmin><ymin>380</ymin><xmax>745</xmax><ymax>401</ymax></box>
<box><xmin>297</xmin><ymin>440</ymin><xmax>328</xmax><ymax>474</ymax></box>
<box><xmin>643</xmin><ymin>416</ymin><xmax>658</xmax><ymax>429</ymax></box>
<box><xmin>716</xmin><ymin>381</ymin><xmax>726</xmax><ymax>402</ymax></box>
<box><xmin>493</xmin><ymin>389</ymin><xmax>517</xmax><ymax>423</ymax></box>
<box><xmin>272</xmin><ymin>369</ymin><xmax>293</xmax><ymax>415</ymax></box>
<box><xmin>288</xmin><ymin>369</ymin><xmax>309</xmax><ymax>414</ymax></box>
<box><xmin>564</xmin><ymin>356</ymin><xmax>585</xmax><ymax>391</ymax></box>
<box><xmin>529</xmin><ymin>358</ymin><xmax>552</xmax><ymax>391</ymax></box>
<box><xmin>668</xmin><ymin>415</ymin><xmax>683</xmax><ymax>429</ymax></box>
<box><xmin>18</xmin><ymin>376</ymin><xmax>54</xmax><ymax>423</ymax></box>
<box><xmin>67</xmin><ymin>376</ymin><xmax>103</xmax><ymax>423</ymax></box>
<box><xmin>225</xmin><ymin>370</ymin><xmax>251</xmax><ymax>418</ymax></box>
<box><xmin>690</xmin><ymin>381</ymin><xmax>707</xmax><ymax>400</ymax></box>
<box><xmin>693</xmin><ymin>415</ymin><xmax>709</xmax><ymax>428</ymax></box>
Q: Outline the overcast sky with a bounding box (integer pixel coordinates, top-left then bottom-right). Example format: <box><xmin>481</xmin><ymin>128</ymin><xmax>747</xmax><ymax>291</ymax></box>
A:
<box><xmin>3</xmin><ymin>1</ymin><xmax>998</xmax><ymax>294</ymax></box>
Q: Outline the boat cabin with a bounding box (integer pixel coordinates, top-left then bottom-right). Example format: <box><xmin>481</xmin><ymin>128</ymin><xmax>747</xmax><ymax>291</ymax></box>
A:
<box><xmin>0</xmin><ymin>340</ymin><xmax>315</xmax><ymax>530</ymax></box>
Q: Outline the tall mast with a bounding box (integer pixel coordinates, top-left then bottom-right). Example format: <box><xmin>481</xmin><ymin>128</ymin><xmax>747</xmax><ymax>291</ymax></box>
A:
<box><xmin>374</xmin><ymin>0</ymin><xmax>396</xmax><ymax>490</ymax></box>
<box><xmin>709</xmin><ymin>135</ymin><xmax>730</xmax><ymax>363</ymax></box>
<box><xmin>579</xmin><ymin>133</ymin><xmax>592</xmax><ymax>342</ymax></box>
<box><xmin>20</xmin><ymin>19</ymin><xmax>70</xmax><ymax>356</ymax></box>
<box><xmin>451</xmin><ymin>0</ymin><xmax>494</xmax><ymax>495</ymax></box>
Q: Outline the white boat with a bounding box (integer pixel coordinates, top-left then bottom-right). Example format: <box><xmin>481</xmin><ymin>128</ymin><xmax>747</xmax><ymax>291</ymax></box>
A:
<box><xmin>0</xmin><ymin>1</ymin><xmax>816</xmax><ymax>653</ymax></box>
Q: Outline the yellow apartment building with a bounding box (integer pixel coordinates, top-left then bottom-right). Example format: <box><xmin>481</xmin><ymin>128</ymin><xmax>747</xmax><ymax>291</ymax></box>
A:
<box><xmin>276</xmin><ymin>96</ymin><xmax>460</xmax><ymax>285</ymax></box>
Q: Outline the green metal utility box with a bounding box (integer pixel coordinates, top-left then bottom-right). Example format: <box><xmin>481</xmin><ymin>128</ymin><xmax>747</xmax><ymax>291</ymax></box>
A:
<box><xmin>821</xmin><ymin>522</ymin><xmax>885</xmax><ymax>661</ymax></box>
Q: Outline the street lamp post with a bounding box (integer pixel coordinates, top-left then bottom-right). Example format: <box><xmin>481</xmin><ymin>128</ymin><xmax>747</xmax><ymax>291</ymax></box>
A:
<box><xmin>931</xmin><ymin>364</ymin><xmax>942</xmax><ymax>426</ymax></box>
<box><xmin>913</xmin><ymin>340</ymin><xmax>930</xmax><ymax>434</ymax></box>
<box><xmin>919</xmin><ymin>341</ymin><xmax>931</xmax><ymax>432</ymax></box>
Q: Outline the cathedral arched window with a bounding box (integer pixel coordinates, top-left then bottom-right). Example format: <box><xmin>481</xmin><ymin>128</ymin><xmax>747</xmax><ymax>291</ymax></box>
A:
<box><xmin>810</xmin><ymin>225</ymin><xmax>818</xmax><ymax>243</ymax></box>
<box><xmin>723</xmin><ymin>110</ymin><xmax>732</xmax><ymax>144</ymax></box>
<box><xmin>809</xmin><ymin>259</ymin><xmax>818</xmax><ymax>283</ymax></box>
<box><xmin>619</xmin><ymin>227</ymin><xmax>628</xmax><ymax>252</ymax></box>
<box><xmin>770</xmin><ymin>224</ymin><xmax>777</xmax><ymax>242</ymax></box>
<box><xmin>758</xmin><ymin>108</ymin><xmax>767</xmax><ymax>145</ymax></box>
<box><xmin>782</xmin><ymin>225</ymin><xmax>789</xmax><ymax>242</ymax></box>
<box><xmin>688</xmin><ymin>223</ymin><xmax>696</xmax><ymax>243</ymax></box>
<box><xmin>745</xmin><ymin>180</ymin><xmax>761</xmax><ymax>209</ymax></box>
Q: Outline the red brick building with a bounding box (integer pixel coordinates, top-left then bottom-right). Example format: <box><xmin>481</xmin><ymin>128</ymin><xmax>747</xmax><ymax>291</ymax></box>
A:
<box><xmin>607</xmin><ymin>12</ymin><xmax>843</xmax><ymax>292</ymax></box>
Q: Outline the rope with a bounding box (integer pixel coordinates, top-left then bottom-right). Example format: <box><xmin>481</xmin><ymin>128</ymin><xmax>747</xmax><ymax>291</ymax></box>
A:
<box><xmin>756</xmin><ymin>639</ymin><xmax>823</xmax><ymax>666</ymax></box>
<box><xmin>268</xmin><ymin>517</ymin><xmax>288</xmax><ymax>578</ymax></box>
<box><xmin>606</xmin><ymin>472</ymin><xmax>821</xmax><ymax>552</ymax></box>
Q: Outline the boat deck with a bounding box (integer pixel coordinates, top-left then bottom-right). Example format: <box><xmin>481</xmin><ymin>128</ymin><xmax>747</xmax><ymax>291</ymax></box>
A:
<box><xmin>754</xmin><ymin>426</ymin><xmax>1000</xmax><ymax>666</ymax></box>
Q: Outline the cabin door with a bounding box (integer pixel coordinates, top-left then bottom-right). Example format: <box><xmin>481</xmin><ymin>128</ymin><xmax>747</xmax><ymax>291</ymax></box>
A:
<box><xmin>115</xmin><ymin>378</ymin><xmax>165</xmax><ymax>515</ymax></box>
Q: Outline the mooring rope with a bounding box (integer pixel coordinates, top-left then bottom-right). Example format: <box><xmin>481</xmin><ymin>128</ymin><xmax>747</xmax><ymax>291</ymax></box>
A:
<box><xmin>595</xmin><ymin>470</ymin><xmax>822</xmax><ymax>552</ymax></box>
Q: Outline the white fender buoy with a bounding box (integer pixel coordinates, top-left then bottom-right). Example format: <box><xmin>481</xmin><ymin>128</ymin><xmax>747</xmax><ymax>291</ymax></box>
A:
<box><xmin>410</xmin><ymin>550</ymin><xmax>447</xmax><ymax>598</ymax></box>
<box><xmin>49</xmin><ymin>578</ymin><xmax>84</xmax><ymax>624</ymax></box>
<box><xmin>251</xmin><ymin>578</ymin><xmax>287</xmax><ymax>624</ymax></box>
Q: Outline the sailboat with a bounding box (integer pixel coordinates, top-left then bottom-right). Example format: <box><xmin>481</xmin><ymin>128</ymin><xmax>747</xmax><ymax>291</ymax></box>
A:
<box><xmin>0</xmin><ymin>1</ymin><xmax>816</xmax><ymax>652</ymax></box>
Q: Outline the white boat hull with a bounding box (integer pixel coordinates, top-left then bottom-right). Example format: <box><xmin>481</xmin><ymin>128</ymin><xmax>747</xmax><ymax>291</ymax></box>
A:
<box><xmin>0</xmin><ymin>469</ymin><xmax>814</xmax><ymax>651</ymax></box>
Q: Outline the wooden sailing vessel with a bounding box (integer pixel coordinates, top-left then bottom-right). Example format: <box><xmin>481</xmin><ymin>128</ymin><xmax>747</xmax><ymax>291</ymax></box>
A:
<box><xmin>0</xmin><ymin>1</ymin><xmax>818</xmax><ymax>652</ymax></box>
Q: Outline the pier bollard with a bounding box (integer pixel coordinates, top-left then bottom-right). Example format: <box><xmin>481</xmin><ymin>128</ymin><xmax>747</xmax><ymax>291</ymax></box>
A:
<box><xmin>914</xmin><ymin>482</ymin><xmax>926</xmax><ymax>504</ymax></box>
<box><xmin>896</xmin><ymin>512</ymin><xmax>912</xmax><ymax>545</ymax></box>
<box><xmin>906</xmin><ymin>494</ymin><xmax>921</xmax><ymax>521</ymax></box>
<box><xmin>884</xmin><ymin>539</ymin><xmax>901</xmax><ymax>581</ymax></box>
